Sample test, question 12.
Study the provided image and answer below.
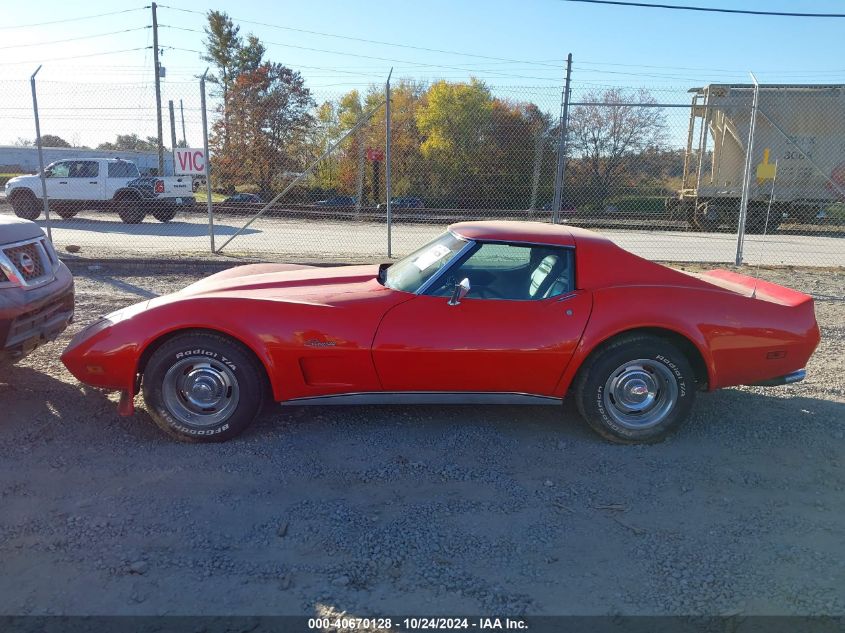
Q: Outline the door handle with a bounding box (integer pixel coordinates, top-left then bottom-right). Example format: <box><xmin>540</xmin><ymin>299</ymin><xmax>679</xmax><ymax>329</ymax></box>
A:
<box><xmin>89</xmin><ymin>181</ymin><xmax>98</xmax><ymax>184</ymax></box>
<box><xmin>59</xmin><ymin>181</ymin><xmax>68</xmax><ymax>184</ymax></box>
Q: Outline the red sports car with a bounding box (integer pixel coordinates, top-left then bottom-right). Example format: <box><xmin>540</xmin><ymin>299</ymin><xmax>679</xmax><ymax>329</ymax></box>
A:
<box><xmin>62</xmin><ymin>221</ymin><xmax>820</xmax><ymax>444</ymax></box>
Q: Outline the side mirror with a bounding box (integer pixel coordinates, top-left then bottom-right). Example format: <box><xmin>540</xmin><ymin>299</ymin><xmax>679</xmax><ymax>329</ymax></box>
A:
<box><xmin>448</xmin><ymin>278</ymin><xmax>471</xmax><ymax>306</ymax></box>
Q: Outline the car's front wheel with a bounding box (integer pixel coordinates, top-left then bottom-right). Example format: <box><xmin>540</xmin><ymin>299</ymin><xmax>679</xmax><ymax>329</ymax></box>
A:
<box><xmin>573</xmin><ymin>334</ymin><xmax>696</xmax><ymax>444</ymax></box>
<box><xmin>11</xmin><ymin>190</ymin><xmax>41</xmax><ymax>220</ymax></box>
<box><xmin>142</xmin><ymin>332</ymin><xmax>267</xmax><ymax>442</ymax></box>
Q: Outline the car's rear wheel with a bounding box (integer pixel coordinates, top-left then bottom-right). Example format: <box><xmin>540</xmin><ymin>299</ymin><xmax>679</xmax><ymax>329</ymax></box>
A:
<box><xmin>573</xmin><ymin>334</ymin><xmax>696</xmax><ymax>444</ymax></box>
<box><xmin>142</xmin><ymin>332</ymin><xmax>267</xmax><ymax>442</ymax></box>
<box><xmin>11</xmin><ymin>190</ymin><xmax>41</xmax><ymax>220</ymax></box>
<box><xmin>115</xmin><ymin>194</ymin><xmax>146</xmax><ymax>224</ymax></box>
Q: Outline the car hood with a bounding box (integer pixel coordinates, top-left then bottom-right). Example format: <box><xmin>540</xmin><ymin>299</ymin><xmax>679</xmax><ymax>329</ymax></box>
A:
<box><xmin>0</xmin><ymin>215</ymin><xmax>46</xmax><ymax>243</ymax></box>
<box><xmin>171</xmin><ymin>263</ymin><xmax>388</xmax><ymax>307</ymax></box>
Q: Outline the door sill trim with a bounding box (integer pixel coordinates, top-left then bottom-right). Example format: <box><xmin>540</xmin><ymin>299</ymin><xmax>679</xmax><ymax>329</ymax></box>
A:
<box><xmin>280</xmin><ymin>391</ymin><xmax>562</xmax><ymax>406</ymax></box>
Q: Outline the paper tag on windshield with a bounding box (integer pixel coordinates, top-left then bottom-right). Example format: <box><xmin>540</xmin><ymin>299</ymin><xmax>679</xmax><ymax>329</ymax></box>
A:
<box><xmin>413</xmin><ymin>244</ymin><xmax>452</xmax><ymax>271</ymax></box>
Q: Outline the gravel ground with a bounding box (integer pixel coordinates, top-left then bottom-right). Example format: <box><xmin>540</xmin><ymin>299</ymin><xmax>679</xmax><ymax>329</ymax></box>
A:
<box><xmin>0</xmin><ymin>263</ymin><xmax>843</xmax><ymax>617</ymax></box>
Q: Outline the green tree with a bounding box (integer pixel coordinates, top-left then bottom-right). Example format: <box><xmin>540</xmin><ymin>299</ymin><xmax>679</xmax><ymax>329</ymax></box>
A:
<box><xmin>39</xmin><ymin>134</ymin><xmax>71</xmax><ymax>148</ymax></box>
<box><xmin>416</xmin><ymin>79</ymin><xmax>494</xmax><ymax>206</ymax></box>
<box><xmin>96</xmin><ymin>134</ymin><xmax>159</xmax><ymax>152</ymax></box>
<box><xmin>202</xmin><ymin>11</ymin><xmax>242</xmax><ymax>106</ymax></box>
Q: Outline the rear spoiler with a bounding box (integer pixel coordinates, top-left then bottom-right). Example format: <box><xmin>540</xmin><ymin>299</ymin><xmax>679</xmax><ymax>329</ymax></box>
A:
<box><xmin>698</xmin><ymin>269</ymin><xmax>813</xmax><ymax>308</ymax></box>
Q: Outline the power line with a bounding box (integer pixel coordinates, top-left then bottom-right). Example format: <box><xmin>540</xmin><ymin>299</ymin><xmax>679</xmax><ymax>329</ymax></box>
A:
<box><xmin>161</xmin><ymin>31</ymin><xmax>563</xmax><ymax>82</ymax></box>
<box><xmin>157</xmin><ymin>6</ymin><xmax>567</xmax><ymax>69</ymax></box>
<box><xmin>0</xmin><ymin>26</ymin><xmax>150</xmax><ymax>51</ymax></box>
<box><xmin>0</xmin><ymin>7</ymin><xmax>148</xmax><ymax>30</ymax></box>
<box><xmin>556</xmin><ymin>0</ymin><xmax>845</xmax><ymax>18</ymax></box>
<box><xmin>0</xmin><ymin>47</ymin><xmax>152</xmax><ymax>66</ymax></box>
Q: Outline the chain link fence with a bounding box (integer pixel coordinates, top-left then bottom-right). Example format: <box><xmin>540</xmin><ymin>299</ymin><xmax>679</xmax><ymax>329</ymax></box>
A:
<box><xmin>1</xmin><ymin>74</ymin><xmax>843</xmax><ymax>267</ymax></box>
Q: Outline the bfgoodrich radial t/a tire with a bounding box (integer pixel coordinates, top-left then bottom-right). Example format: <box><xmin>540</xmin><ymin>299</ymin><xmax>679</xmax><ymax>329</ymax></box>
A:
<box><xmin>573</xmin><ymin>334</ymin><xmax>696</xmax><ymax>444</ymax></box>
<box><xmin>142</xmin><ymin>332</ymin><xmax>266</xmax><ymax>442</ymax></box>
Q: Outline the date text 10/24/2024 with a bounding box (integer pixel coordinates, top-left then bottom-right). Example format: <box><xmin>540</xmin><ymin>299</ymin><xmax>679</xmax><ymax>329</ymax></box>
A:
<box><xmin>307</xmin><ymin>617</ymin><xmax>529</xmax><ymax>630</ymax></box>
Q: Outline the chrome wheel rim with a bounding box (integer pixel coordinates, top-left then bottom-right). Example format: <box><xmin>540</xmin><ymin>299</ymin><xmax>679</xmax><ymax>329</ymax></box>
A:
<box><xmin>602</xmin><ymin>359</ymin><xmax>678</xmax><ymax>430</ymax></box>
<box><xmin>162</xmin><ymin>357</ymin><xmax>239</xmax><ymax>427</ymax></box>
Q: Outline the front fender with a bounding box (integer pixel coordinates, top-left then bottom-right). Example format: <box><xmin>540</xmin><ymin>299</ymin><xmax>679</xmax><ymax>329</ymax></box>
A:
<box><xmin>61</xmin><ymin>297</ymin><xmax>280</xmax><ymax>398</ymax></box>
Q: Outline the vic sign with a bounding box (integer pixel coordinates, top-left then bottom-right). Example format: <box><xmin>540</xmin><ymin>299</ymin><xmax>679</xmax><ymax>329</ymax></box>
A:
<box><xmin>174</xmin><ymin>148</ymin><xmax>207</xmax><ymax>175</ymax></box>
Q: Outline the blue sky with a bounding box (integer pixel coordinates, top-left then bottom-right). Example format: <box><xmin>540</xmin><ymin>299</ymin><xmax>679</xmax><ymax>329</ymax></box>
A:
<box><xmin>2</xmin><ymin>0</ymin><xmax>843</xmax><ymax>145</ymax></box>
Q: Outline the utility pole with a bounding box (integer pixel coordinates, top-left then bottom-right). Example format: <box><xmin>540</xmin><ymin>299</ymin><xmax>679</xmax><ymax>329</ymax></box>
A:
<box><xmin>168</xmin><ymin>100</ymin><xmax>177</xmax><ymax>168</ymax></box>
<box><xmin>180</xmin><ymin>99</ymin><xmax>187</xmax><ymax>146</ymax></box>
<box><xmin>552</xmin><ymin>53</ymin><xmax>572</xmax><ymax>224</ymax></box>
<box><xmin>152</xmin><ymin>2</ymin><xmax>164</xmax><ymax>176</ymax></box>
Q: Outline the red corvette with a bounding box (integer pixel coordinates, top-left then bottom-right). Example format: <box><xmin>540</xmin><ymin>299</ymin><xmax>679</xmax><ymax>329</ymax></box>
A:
<box><xmin>62</xmin><ymin>221</ymin><xmax>820</xmax><ymax>444</ymax></box>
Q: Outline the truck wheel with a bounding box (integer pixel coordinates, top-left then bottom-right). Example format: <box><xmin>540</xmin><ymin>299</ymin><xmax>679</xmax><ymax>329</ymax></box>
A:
<box><xmin>55</xmin><ymin>206</ymin><xmax>79</xmax><ymax>220</ymax></box>
<box><xmin>694</xmin><ymin>202</ymin><xmax>722</xmax><ymax>232</ymax></box>
<box><xmin>573</xmin><ymin>334</ymin><xmax>696</xmax><ymax>444</ymax></box>
<box><xmin>10</xmin><ymin>191</ymin><xmax>41</xmax><ymax>220</ymax></box>
<box><xmin>142</xmin><ymin>332</ymin><xmax>267</xmax><ymax>443</ymax></box>
<box><xmin>115</xmin><ymin>195</ymin><xmax>146</xmax><ymax>224</ymax></box>
<box><xmin>152</xmin><ymin>207</ymin><xmax>177</xmax><ymax>222</ymax></box>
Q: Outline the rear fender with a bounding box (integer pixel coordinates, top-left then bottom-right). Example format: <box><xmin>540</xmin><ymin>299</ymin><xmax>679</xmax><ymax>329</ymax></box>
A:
<box><xmin>554</xmin><ymin>286</ymin><xmax>716</xmax><ymax>396</ymax></box>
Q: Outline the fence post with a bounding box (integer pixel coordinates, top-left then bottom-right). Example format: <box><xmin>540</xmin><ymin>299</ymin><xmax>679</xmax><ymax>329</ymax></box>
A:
<box><xmin>385</xmin><ymin>68</ymin><xmax>393</xmax><ymax>258</ymax></box>
<box><xmin>355</xmin><ymin>133</ymin><xmax>364</xmax><ymax>218</ymax></box>
<box><xmin>552</xmin><ymin>53</ymin><xmax>572</xmax><ymax>224</ymax></box>
<box><xmin>529</xmin><ymin>128</ymin><xmax>544</xmax><ymax>215</ymax></box>
<box><xmin>200</xmin><ymin>68</ymin><xmax>215</xmax><ymax>253</ymax></box>
<box><xmin>735</xmin><ymin>73</ymin><xmax>760</xmax><ymax>266</ymax></box>
<box><xmin>30</xmin><ymin>66</ymin><xmax>52</xmax><ymax>242</ymax></box>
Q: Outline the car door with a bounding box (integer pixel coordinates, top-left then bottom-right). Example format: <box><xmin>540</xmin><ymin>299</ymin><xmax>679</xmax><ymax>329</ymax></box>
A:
<box><xmin>44</xmin><ymin>161</ymin><xmax>71</xmax><ymax>201</ymax></box>
<box><xmin>74</xmin><ymin>160</ymin><xmax>101</xmax><ymax>200</ymax></box>
<box><xmin>372</xmin><ymin>242</ymin><xmax>592</xmax><ymax>396</ymax></box>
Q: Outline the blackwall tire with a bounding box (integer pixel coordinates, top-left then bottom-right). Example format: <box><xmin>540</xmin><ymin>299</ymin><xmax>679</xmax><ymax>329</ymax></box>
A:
<box><xmin>142</xmin><ymin>332</ymin><xmax>267</xmax><ymax>443</ymax></box>
<box><xmin>573</xmin><ymin>334</ymin><xmax>696</xmax><ymax>444</ymax></box>
<box><xmin>11</xmin><ymin>191</ymin><xmax>41</xmax><ymax>220</ymax></box>
<box><xmin>152</xmin><ymin>207</ymin><xmax>177</xmax><ymax>222</ymax></box>
<box><xmin>117</xmin><ymin>201</ymin><xmax>146</xmax><ymax>224</ymax></box>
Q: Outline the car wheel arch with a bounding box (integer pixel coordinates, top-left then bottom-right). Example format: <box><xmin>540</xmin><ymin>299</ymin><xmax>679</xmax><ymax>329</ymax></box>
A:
<box><xmin>113</xmin><ymin>188</ymin><xmax>142</xmax><ymax>201</ymax></box>
<box><xmin>565</xmin><ymin>325</ymin><xmax>712</xmax><ymax>395</ymax></box>
<box><xmin>135</xmin><ymin>327</ymin><xmax>275</xmax><ymax>401</ymax></box>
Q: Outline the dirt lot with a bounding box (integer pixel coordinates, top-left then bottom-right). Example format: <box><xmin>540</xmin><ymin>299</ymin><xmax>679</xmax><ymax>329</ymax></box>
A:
<box><xmin>0</xmin><ymin>263</ymin><xmax>843</xmax><ymax>617</ymax></box>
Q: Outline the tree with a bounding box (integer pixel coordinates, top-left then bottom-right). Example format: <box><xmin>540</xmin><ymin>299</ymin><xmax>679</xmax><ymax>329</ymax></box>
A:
<box><xmin>39</xmin><ymin>134</ymin><xmax>71</xmax><ymax>148</ymax></box>
<box><xmin>96</xmin><ymin>134</ymin><xmax>159</xmax><ymax>152</ymax></box>
<box><xmin>202</xmin><ymin>11</ymin><xmax>242</xmax><ymax>106</ymax></box>
<box><xmin>416</xmin><ymin>79</ymin><xmax>494</xmax><ymax>206</ymax></box>
<box><xmin>212</xmin><ymin>62</ymin><xmax>315</xmax><ymax>192</ymax></box>
<box><xmin>567</xmin><ymin>88</ymin><xmax>667</xmax><ymax>207</ymax></box>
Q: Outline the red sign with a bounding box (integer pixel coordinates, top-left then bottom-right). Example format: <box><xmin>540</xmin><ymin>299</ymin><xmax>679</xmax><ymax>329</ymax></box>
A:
<box><xmin>366</xmin><ymin>148</ymin><xmax>384</xmax><ymax>162</ymax></box>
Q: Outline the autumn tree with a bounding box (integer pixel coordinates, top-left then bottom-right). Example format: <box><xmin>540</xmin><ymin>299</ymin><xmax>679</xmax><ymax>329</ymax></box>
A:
<box><xmin>567</xmin><ymin>88</ymin><xmax>667</xmax><ymax>207</ymax></box>
<box><xmin>415</xmin><ymin>79</ymin><xmax>494</xmax><ymax>207</ymax></box>
<box><xmin>212</xmin><ymin>62</ymin><xmax>315</xmax><ymax>192</ymax></box>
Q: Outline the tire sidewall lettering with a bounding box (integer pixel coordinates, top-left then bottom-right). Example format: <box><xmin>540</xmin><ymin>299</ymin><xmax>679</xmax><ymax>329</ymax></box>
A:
<box><xmin>173</xmin><ymin>348</ymin><xmax>238</xmax><ymax>372</ymax></box>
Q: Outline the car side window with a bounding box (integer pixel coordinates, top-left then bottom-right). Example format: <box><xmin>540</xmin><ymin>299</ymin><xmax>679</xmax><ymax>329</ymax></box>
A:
<box><xmin>426</xmin><ymin>242</ymin><xmax>574</xmax><ymax>301</ymax></box>
<box><xmin>79</xmin><ymin>161</ymin><xmax>99</xmax><ymax>178</ymax></box>
<box><xmin>47</xmin><ymin>162</ymin><xmax>70</xmax><ymax>178</ymax></box>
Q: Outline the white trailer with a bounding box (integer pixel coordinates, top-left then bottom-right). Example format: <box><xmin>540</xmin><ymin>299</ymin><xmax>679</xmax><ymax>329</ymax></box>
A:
<box><xmin>668</xmin><ymin>84</ymin><xmax>845</xmax><ymax>232</ymax></box>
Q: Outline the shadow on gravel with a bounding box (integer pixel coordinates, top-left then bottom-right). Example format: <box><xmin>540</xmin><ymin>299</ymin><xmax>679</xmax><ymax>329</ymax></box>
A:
<box><xmin>34</xmin><ymin>217</ymin><xmax>260</xmax><ymax>238</ymax></box>
<box><xmin>0</xmin><ymin>366</ymin><xmax>115</xmax><ymax>439</ymax></box>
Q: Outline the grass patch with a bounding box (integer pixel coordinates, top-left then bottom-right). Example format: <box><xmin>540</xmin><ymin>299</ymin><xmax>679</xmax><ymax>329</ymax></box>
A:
<box><xmin>193</xmin><ymin>190</ymin><xmax>227</xmax><ymax>203</ymax></box>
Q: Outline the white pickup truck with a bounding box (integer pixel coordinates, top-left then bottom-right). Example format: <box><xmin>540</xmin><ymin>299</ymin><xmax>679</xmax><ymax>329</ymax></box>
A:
<box><xmin>4</xmin><ymin>158</ymin><xmax>195</xmax><ymax>224</ymax></box>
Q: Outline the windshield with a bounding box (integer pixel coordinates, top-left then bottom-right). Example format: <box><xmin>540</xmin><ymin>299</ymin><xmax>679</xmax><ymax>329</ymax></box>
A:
<box><xmin>384</xmin><ymin>232</ymin><xmax>467</xmax><ymax>293</ymax></box>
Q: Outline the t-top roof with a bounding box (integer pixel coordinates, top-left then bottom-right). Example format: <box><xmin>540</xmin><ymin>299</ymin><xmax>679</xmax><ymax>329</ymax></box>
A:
<box><xmin>449</xmin><ymin>220</ymin><xmax>611</xmax><ymax>249</ymax></box>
